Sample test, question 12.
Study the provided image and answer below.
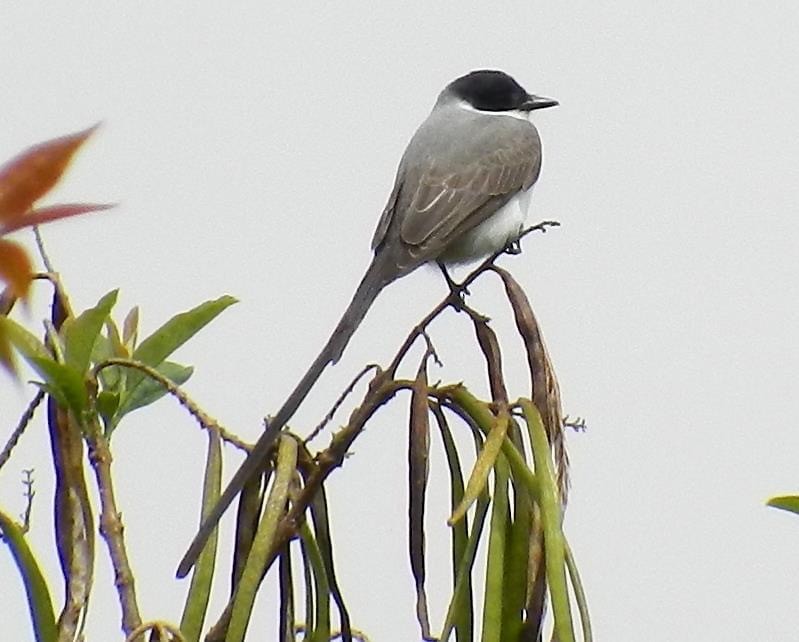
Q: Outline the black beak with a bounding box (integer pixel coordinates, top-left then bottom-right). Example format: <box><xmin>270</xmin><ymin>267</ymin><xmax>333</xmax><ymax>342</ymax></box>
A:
<box><xmin>521</xmin><ymin>94</ymin><xmax>559</xmax><ymax>111</ymax></box>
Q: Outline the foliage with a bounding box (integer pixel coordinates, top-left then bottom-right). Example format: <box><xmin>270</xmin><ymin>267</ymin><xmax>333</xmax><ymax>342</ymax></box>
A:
<box><xmin>0</xmin><ymin>126</ymin><xmax>114</xmax><ymax>371</ymax></box>
<box><xmin>1</xmin><ymin>127</ymin><xmax>590</xmax><ymax>642</ymax></box>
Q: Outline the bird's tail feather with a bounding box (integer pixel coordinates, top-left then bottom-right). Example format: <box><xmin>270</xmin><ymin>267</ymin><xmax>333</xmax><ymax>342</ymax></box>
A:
<box><xmin>177</xmin><ymin>256</ymin><xmax>391</xmax><ymax>577</ymax></box>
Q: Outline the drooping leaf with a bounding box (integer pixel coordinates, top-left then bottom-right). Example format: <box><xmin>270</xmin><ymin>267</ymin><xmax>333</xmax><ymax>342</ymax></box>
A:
<box><xmin>449</xmin><ymin>410</ymin><xmax>509</xmax><ymax>526</ymax></box>
<box><xmin>0</xmin><ymin>508</ymin><xmax>57</xmax><ymax>642</ymax></box>
<box><xmin>180</xmin><ymin>429</ymin><xmax>222</xmax><ymax>642</ymax></box>
<box><xmin>0</xmin><ymin>125</ymin><xmax>99</xmax><ymax>221</ymax></box>
<box><xmin>408</xmin><ymin>357</ymin><xmax>431</xmax><ymax>638</ymax></box>
<box><xmin>298</xmin><ymin>520</ymin><xmax>331</xmax><ymax>642</ymax></box>
<box><xmin>520</xmin><ymin>399</ymin><xmax>575</xmax><ymax>642</ymax></box>
<box><xmin>307</xmin><ymin>484</ymin><xmax>352</xmax><ymax>642</ymax></box>
<box><xmin>63</xmin><ymin>289</ymin><xmax>118</xmax><ymax>375</ymax></box>
<box><xmin>482</xmin><ymin>455</ymin><xmax>510</xmax><ymax>642</ymax></box>
<box><xmin>0</xmin><ymin>239</ymin><xmax>33</xmax><ymax>298</ymax></box>
<box><xmin>278</xmin><ymin>545</ymin><xmax>295</xmax><ymax>642</ymax></box>
<box><xmin>228</xmin><ymin>435</ymin><xmax>297</xmax><ymax>642</ymax></box>
<box><xmin>431</xmin><ymin>403</ymin><xmax>473</xmax><ymax>641</ymax></box>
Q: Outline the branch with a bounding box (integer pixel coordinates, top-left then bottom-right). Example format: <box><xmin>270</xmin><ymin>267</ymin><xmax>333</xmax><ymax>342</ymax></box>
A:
<box><xmin>85</xmin><ymin>422</ymin><xmax>143</xmax><ymax>639</ymax></box>
<box><xmin>385</xmin><ymin>220</ymin><xmax>559</xmax><ymax>377</ymax></box>
<box><xmin>92</xmin><ymin>358</ymin><xmax>250</xmax><ymax>453</ymax></box>
<box><xmin>0</xmin><ymin>389</ymin><xmax>45</xmax><ymax>471</ymax></box>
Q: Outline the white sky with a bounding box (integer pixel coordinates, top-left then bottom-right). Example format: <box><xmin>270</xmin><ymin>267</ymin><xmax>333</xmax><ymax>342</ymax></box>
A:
<box><xmin>2</xmin><ymin>2</ymin><xmax>799</xmax><ymax>641</ymax></box>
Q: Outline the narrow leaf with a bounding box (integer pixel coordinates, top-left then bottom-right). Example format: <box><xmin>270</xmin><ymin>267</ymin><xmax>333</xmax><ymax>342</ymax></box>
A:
<box><xmin>0</xmin><ymin>509</ymin><xmax>57</xmax><ymax>642</ymax></box>
<box><xmin>481</xmin><ymin>455</ymin><xmax>510</xmax><ymax>642</ymax></box>
<box><xmin>232</xmin><ymin>469</ymin><xmax>267</xmax><ymax>591</ymax></box>
<box><xmin>0</xmin><ymin>203</ymin><xmax>114</xmax><ymax>235</ymax></box>
<box><xmin>299</xmin><ymin>520</ymin><xmax>331</xmax><ymax>642</ymax></box>
<box><xmin>122</xmin><ymin>306</ymin><xmax>139</xmax><ymax>349</ymax></box>
<box><xmin>63</xmin><ymin>289</ymin><xmax>118</xmax><ymax>374</ymax></box>
<box><xmin>227</xmin><ymin>435</ymin><xmax>297</xmax><ymax>642</ymax></box>
<box><xmin>439</xmin><ymin>489</ymin><xmax>491</xmax><ymax>642</ymax></box>
<box><xmin>520</xmin><ymin>399</ymin><xmax>575</xmax><ymax>642</ymax></box>
<box><xmin>408</xmin><ymin>358</ymin><xmax>431</xmax><ymax>638</ymax></box>
<box><xmin>449</xmin><ymin>410</ymin><xmax>509</xmax><ymax>526</ymax></box>
<box><xmin>278</xmin><ymin>545</ymin><xmax>295</xmax><ymax>642</ymax></box>
<box><xmin>124</xmin><ymin>295</ymin><xmax>236</xmax><ymax>400</ymax></box>
<box><xmin>472</xmin><ymin>319</ymin><xmax>508</xmax><ymax>405</ymax></box>
<box><xmin>565</xmin><ymin>540</ymin><xmax>593</xmax><ymax>642</ymax></box>
<box><xmin>0</xmin><ymin>125</ymin><xmax>99</xmax><ymax>220</ymax></box>
<box><xmin>308</xmin><ymin>485</ymin><xmax>352</xmax><ymax>642</ymax></box>
<box><xmin>114</xmin><ymin>361</ymin><xmax>194</xmax><ymax>422</ymax></box>
<box><xmin>494</xmin><ymin>266</ymin><xmax>568</xmax><ymax>501</ymax></box>
<box><xmin>180</xmin><ymin>429</ymin><xmax>222</xmax><ymax>642</ymax></box>
<box><xmin>431</xmin><ymin>403</ymin><xmax>473</xmax><ymax>641</ymax></box>
<box><xmin>502</xmin><ymin>461</ymin><xmax>532</xmax><ymax>640</ymax></box>
<box><xmin>30</xmin><ymin>358</ymin><xmax>87</xmax><ymax>415</ymax></box>
<box><xmin>0</xmin><ymin>315</ymin><xmax>51</xmax><ymax>363</ymax></box>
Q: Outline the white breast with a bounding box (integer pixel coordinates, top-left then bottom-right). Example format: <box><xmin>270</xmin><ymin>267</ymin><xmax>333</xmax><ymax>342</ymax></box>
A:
<box><xmin>438</xmin><ymin>187</ymin><xmax>533</xmax><ymax>265</ymax></box>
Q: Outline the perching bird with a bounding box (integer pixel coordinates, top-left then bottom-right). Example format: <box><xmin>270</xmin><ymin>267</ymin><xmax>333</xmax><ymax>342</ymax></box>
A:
<box><xmin>177</xmin><ymin>69</ymin><xmax>557</xmax><ymax>577</ymax></box>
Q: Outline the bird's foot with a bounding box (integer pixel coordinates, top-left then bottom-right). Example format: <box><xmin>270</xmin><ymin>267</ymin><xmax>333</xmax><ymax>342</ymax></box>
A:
<box><xmin>505</xmin><ymin>238</ymin><xmax>523</xmax><ymax>255</ymax></box>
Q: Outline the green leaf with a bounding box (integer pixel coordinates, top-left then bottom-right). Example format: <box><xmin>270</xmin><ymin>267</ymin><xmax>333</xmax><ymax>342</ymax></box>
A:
<box><xmin>96</xmin><ymin>390</ymin><xmax>120</xmax><ymax>424</ymax></box>
<box><xmin>30</xmin><ymin>358</ymin><xmax>87</xmax><ymax>415</ymax></box>
<box><xmin>0</xmin><ymin>509</ymin><xmax>57</xmax><ymax>642</ymax></box>
<box><xmin>228</xmin><ymin>435</ymin><xmax>297</xmax><ymax>642</ymax></box>
<box><xmin>298</xmin><ymin>520</ymin><xmax>331</xmax><ymax>642</ymax></box>
<box><xmin>521</xmin><ymin>398</ymin><xmax>575</xmax><ymax>642</ymax></box>
<box><xmin>63</xmin><ymin>289</ymin><xmax>118</xmax><ymax>374</ymax></box>
<box><xmin>767</xmin><ymin>495</ymin><xmax>799</xmax><ymax>516</ymax></box>
<box><xmin>92</xmin><ymin>334</ymin><xmax>120</xmax><ymax>391</ymax></box>
<box><xmin>122</xmin><ymin>295</ymin><xmax>236</xmax><ymax>402</ymax></box>
<box><xmin>482</xmin><ymin>455</ymin><xmax>510</xmax><ymax>642</ymax></box>
<box><xmin>0</xmin><ymin>316</ymin><xmax>51</xmax><ymax>364</ymax></box>
<box><xmin>114</xmin><ymin>361</ymin><xmax>193</xmax><ymax>422</ymax></box>
<box><xmin>180</xmin><ymin>430</ymin><xmax>222</xmax><ymax>642</ymax></box>
<box><xmin>122</xmin><ymin>306</ymin><xmax>139</xmax><ymax>349</ymax></box>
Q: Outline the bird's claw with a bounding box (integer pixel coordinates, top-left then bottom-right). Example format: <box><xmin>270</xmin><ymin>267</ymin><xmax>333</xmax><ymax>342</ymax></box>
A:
<box><xmin>505</xmin><ymin>238</ymin><xmax>523</xmax><ymax>255</ymax></box>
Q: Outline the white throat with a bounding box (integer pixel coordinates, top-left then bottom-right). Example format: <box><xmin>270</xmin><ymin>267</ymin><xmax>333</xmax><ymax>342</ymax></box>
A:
<box><xmin>455</xmin><ymin>99</ymin><xmax>532</xmax><ymax>122</ymax></box>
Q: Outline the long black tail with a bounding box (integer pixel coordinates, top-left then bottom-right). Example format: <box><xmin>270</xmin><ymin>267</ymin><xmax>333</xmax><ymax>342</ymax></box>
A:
<box><xmin>177</xmin><ymin>257</ymin><xmax>391</xmax><ymax>577</ymax></box>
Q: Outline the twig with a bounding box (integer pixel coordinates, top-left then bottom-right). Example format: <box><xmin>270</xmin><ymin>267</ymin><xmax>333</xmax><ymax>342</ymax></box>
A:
<box><xmin>206</xmin><ymin>222</ymin><xmax>561</xmax><ymax>632</ymax></box>
<box><xmin>92</xmin><ymin>359</ymin><xmax>250</xmax><ymax>453</ymax></box>
<box><xmin>385</xmin><ymin>220</ymin><xmax>559</xmax><ymax>378</ymax></box>
<box><xmin>20</xmin><ymin>469</ymin><xmax>34</xmax><ymax>533</ymax></box>
<box><xmin>0</xmin><ymin>389</ymin><xmax>45</xmax><ymax>471</ymax></box>
<box><xmin>33</xmin><ymin>272</ymin><xmax>75</xmax><ymax>319</ymax></box>
<box><xmin>32</xmin><ymin>226</ymin><xmax>55</xmax><ymax>274</ymax></box>
<box><xmin>304</xmin><ymin>364</ymin><xmax>380</xmax><ymax>444</ymax></box>
<box><xmin>563</xmin><ymin>415</ymin><xmax>587</xmax><ymax>433</ymax></box>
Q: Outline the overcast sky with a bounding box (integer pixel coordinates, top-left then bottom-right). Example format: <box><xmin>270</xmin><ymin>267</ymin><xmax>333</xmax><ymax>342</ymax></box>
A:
<box><xmin>2</xmin><ymin>3</ymin><xmax>799</xmax><ymax>641</ymax></box>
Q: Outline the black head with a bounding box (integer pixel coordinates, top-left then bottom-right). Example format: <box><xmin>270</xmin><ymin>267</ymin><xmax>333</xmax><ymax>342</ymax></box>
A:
<box><xmin>445</xmin><ymin>69</ymin><xmax>558</xmax><ymax>112</ymax></box>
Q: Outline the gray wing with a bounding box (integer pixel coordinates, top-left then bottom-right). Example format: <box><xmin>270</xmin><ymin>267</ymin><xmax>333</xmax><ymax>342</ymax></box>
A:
<box><xmin>372</xmin><ymin>112</ymin><xmax>542</xmax><ymax>259</ymax></box>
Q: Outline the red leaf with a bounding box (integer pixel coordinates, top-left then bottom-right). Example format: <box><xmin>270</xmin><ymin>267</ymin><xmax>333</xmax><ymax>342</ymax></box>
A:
<box><xmin>0</xmin><ymin>124</ymin><xmax>100</xmax><ymax>221</ymax></box>
<box><xmin>0</xmin><ymin>238</ymin><xmax>33</xmax><ymax>298</ymax></box>
<box><xmin>0</xmin><ymin>202</ymin><xmax>114</xmax><ymax>235</ymax></box>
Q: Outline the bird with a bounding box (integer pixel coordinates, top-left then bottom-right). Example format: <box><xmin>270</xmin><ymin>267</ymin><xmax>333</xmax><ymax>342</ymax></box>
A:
<box><xmin>177</xmin><ymin>69</ymin><xmax>557</xmax><ymax>577</ymax></box>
